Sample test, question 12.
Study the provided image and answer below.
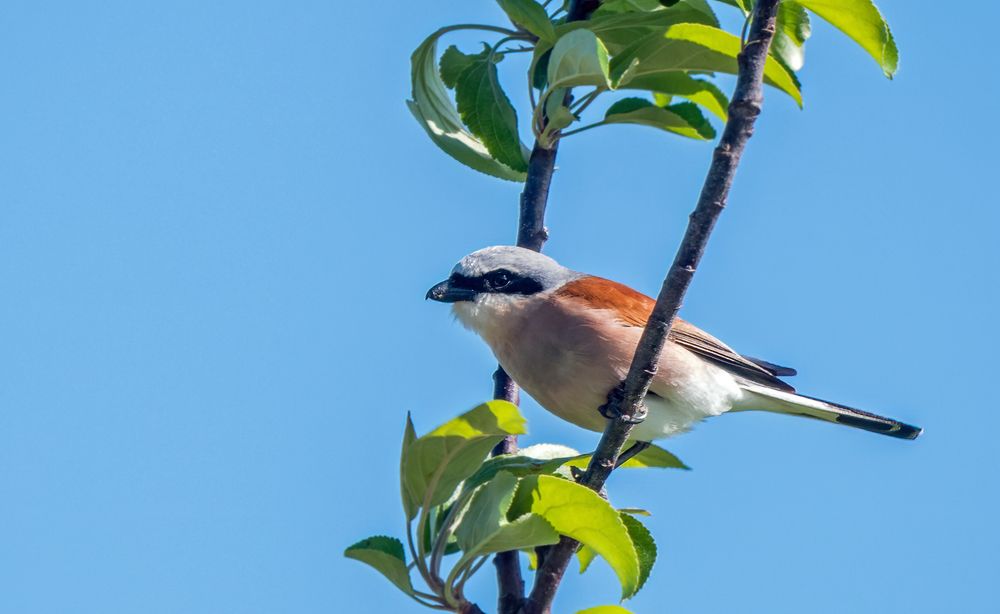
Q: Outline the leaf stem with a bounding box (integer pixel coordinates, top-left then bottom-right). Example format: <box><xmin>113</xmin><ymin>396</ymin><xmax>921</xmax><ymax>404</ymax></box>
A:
<box><xmin>406</xmin><ymin>520</ymin><xmax>438</xmax><ymax>595</ymax></box>
<box><xmin>569</xmin><ymin>88</ymin><xmax>603</xmax><ymax>116</ymax></box>
<box><xmin>406</xmin><ymin>593</ymin><xmax>452</xmax><ymax>611</ymax></box>
<box><xmin>430</xmin><ymin>489</ymin><xmax>476</xmax><ymax>580</ymax></box>
<box><xmin>437</xmin><ymin>24</ymin><xmax>524</xmax><ymax>38</ymax></box>
<box><xmin>559</xmin><ymin>120</ymin><xmax>606</xmax><ymax>137</ymax></box>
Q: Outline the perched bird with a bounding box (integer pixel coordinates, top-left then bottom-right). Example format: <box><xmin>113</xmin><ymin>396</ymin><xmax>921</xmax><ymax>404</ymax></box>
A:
<box><xmin>427</xmin><ymin>246</ymin><xmax>922</xmax><ymax>443</ymax></box>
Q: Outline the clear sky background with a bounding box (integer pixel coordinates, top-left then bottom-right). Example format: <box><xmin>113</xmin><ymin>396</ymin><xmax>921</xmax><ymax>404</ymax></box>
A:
<box><xmin>2</xmin><ymin>1</ymin><xmax>997</xmax><ymax>613</ymax></box>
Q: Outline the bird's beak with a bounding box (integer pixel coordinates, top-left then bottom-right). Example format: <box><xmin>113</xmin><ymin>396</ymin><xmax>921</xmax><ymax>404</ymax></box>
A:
<box><xmin>426</xmin><ymin>279</ymin><xmax>476</xmax><ymax>303</ymax></box>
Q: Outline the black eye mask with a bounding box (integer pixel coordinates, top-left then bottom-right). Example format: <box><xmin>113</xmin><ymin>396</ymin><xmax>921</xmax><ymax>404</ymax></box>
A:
<box><xmin>449</xmin><ymin>269</ymin><xmax>544</xmax><ymax>296</ymax></box>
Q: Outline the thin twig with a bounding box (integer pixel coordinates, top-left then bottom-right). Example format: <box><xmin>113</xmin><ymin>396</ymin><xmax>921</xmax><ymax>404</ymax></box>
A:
<box><xmin>522</xmin><ymin>1</ymin><xmax>784</xmax><ymax>612</ymax></box>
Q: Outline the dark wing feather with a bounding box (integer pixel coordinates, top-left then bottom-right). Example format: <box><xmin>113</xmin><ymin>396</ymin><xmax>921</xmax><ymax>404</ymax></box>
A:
<box><xmin>669</xmin><ymin>320</ymin><xmax>797</xmax><ymax>392</ymax></box>
<box><xmin>741</xmin><ymin>355</ymin><xmax>797</xmax><ymax>377</ymax></box>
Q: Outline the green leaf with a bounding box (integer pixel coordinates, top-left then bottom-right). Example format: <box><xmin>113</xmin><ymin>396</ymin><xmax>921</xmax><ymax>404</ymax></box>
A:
<box><xmin>539</xmin><ymin>88</ymin><xmax>575</xmax><ymax>147</ymax></box>
<box><xmin>772</xmin><ymin>1</ymin><xmax>811</xmax><ymax>72</ymax></box>
<box><xmin>514</xmin><ymin>475</ymin><xmax>640</xmax><ymax>599</ymax></box>
<box><xmin>497</xmin><ymin>0</ymin><xmax>556</xmax><ymax>43</ymax></box>
<box><xmin>604</xmin><ymin>97</ymin><xmax>714</xmax><ymax>140</ymax></box>
<box><xmin>577</xmin><ymin>513</ymin><xmax>656</xmax><ymax>598</ymax></box>
<box><xmin>593</xmin><ymin>0</ymin><xmax>664</xmax><ymax>14</ymax></box>
<box><xmin>621</xmin><ymin>443</ymin><xmax>689</xmax><ymax>469</ymax></box>
<box><xmin>344</xmin><ymin>536</ymin><xmax>414</xmax><ymax>595</ymax></box>
<box><xmin>408</xmin><ymin>29</ymin><xmax>527</xmax><ymax>181</ymax></box>
<box><xmin>611</xmin><ymin>23</ymin><xmax>803</xmax><ymax>107</ymax></box>
<box><xmin>475</xmin><ymin>512</ymin><xmax>560</xmax><ymax>555</ymax></box>
<box><xmin>621</xmin><ymin>513</ymin><xmax>656</xmax><ymax>595</ymax></box>
<box><xmin>400</xmin><ymin>413</ymin><xmax>419</xmax><ymax>520</ymax></box>
<box><xmin>455</xmin><ymin>471</ymin><xmax>519</xmax><ymax>552</ymax></box>
<box><xmin>401</xmin><ymin>401</ymin><xmax>526</xmax><ymax>520</ymax></box>
<box><xmin>576</xmin><ymin>607</ymin><xmax>635</xmax><ymax>614</ymax></box>
<box><xmin>617</xmin><ymin>507</ymin><xmax>652</xmax><ymax>516</ymax></box>
<box><xmin>566</xmin><ymin>443</ymin><xmax>689</xmax><ymax>470</ymax></box>
<box><xmin>557</xmin><ymin>1</ymin><xmax>718</xmax><ymax>54</ymax></box>
<box><xmin>578</xmin><ymin>544</ymin><xmax>597</xmax><ymax>573</ymax></box>
<box><xmin>454</xmin><ymin>52</ymin><xmax>530</xmax><ymax>173</ymax></box>
<box><xmin>531</xmin><ymin>46</ymin><xmax>551</xmax><ymax>90</ymax></box>
<box><xmin>547</xmin><ymin>29</ymin><xmax>611</xmax><ymax>90</ymax></box>
<box><xmin>713</xmin><ymin>0</ymin><xmax>749</xmax><ymax>13</ymax></box>
<box><xmin>439</xmin><ymin>45</ymin><xmax>488</xmax><ymax>89</ymax></box>
<box><xmin>465</xmin><ymin>454</ymin><xmax>566</xmax><ymax>492</ymax></box>
<box><xmin>795</xmin><ymin>0</ymin><xmax>898</xmax><ymax>78</ymax></box>
<box><xmin>618</xmin><ymin>71</ymin><xmax>728</xmax><ymax>120</ymax></box>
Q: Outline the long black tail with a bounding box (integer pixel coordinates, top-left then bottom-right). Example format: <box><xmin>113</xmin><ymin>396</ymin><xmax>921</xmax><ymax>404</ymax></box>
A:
<box><xmin>740</xmin><ymin>384</ymin><xmax>922</xmax><ymax>440</ymax></box>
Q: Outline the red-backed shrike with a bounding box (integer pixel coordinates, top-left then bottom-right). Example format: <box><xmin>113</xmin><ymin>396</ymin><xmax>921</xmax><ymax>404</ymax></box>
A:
<box><xmin>427</xmin><ymin>246</ymin><xmax>921</xmax><ymax>442</ymax></box>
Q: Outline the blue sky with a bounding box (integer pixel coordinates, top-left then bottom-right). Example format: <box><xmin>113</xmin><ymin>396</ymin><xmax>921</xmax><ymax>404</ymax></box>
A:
<box><xmin>1</xmin><ymin>1</ymin><xmax>997</xmax><ymax>612</ymax></box>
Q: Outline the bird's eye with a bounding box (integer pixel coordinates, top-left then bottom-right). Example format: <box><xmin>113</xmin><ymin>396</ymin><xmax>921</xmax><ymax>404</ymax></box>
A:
<box><xmin>487</xmin><ymin>271</ymin><xmax>511</xmax><ymax>290</ymax></box>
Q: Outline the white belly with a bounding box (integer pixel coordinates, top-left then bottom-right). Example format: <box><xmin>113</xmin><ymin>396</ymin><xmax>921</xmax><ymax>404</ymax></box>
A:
<box><xmin>631</xmin><ymin>361</ymin><xmax>745</xmax><ymax>441</ymax></box>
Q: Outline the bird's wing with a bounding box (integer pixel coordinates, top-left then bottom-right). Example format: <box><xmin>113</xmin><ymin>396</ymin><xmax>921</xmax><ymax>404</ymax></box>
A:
<box><xmin>555</xmin><ymin>275</ymin><xmax>795</xmax><ymax>391</ymax></box>
<box><xmin>669</xmin><ymin>319</ymin><xmax>796</xmax><ymax>391</ymax></box>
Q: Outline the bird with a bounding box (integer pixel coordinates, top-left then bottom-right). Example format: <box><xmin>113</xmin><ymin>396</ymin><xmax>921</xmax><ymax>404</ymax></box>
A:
<box><xmin>426</xmin><ymin>245</ymin><xmax>922</xmax><ymax>446</ymax></box>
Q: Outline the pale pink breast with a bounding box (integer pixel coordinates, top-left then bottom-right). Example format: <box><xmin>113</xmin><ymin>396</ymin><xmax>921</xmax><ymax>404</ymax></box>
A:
<box><xmin>486</xmin><ymin>296</ymin><xmax>646</xmax><ymax>432</ymax></box>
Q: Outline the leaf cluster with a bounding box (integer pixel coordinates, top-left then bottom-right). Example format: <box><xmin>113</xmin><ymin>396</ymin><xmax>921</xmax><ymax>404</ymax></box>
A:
<box><xmin>345</xmin><ymin>402</ymin><xmax>686</xmax><ymax>612</ymax></box>
<box><xmin>408</xmin><ymin>0</ymin><xmax>899</xmax><ymax>181</ymax></box>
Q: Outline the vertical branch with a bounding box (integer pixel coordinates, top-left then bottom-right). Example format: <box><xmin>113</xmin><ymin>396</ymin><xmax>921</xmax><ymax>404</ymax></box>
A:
<box><xmin>492</xmin><ymin>3</ymin><xmax>599</xmax><ymax>612</ymax></box>
<box><xmin>491</xmin><ymin>140</ymin><xmax>558</xmax><ymax>614</ymax></box>
<box><xmin>522</xmin><ymin>2</ymin><xmax>784</xmax><ymax>612</ymax></box>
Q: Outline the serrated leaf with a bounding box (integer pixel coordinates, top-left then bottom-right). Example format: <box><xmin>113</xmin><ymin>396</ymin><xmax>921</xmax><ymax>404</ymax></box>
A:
<box><xmin>547</xmin><ymin>29</ymin><xmax>611</xmax><ymax>90</ymax></box>
<box><xmin>576</xmin><ymin>607</ymin><xmax>635</xmax><ymax>614</ymax></box>
<box><xmin>611</xmin><ymin>23</ymin><xmax>803</xmax><ymax>107</ymax></box>
<box><xmin>557</xmin><ymin>1</ymin><xmax>718</xmax><ymax>54</ymax></box>
<box><xmin>604</xmin><ymin>97</ymin><xmax>714</xmax><ymax>139</ymax></box>
<box><xmin>440</xmin><ymin>44</ymin><xmax>488</xmax><ymax>89</ymax></box>
<box><xmin>344</xmin><ymin>536</ymin><xmax>414</xmax><ymax>595</ymax></box>
<box><xmin>475</xmin><ymin>512</ymin><xmax>560</xmax><ymax>555</ymax></box>
<box><xmin>622</xmin><ymin>443</ymin><xmax>689</xmax><ymax>469</ymax></box>
<box><xmin>771</xmin><ymin>1</ymin><xmax>810</xmax><ymax>72</ymax></box>
<box><xmin>455</xmin><ymin>471</ymin><xmax>519</xmax><ymax>552</ymax></box>
<box><xmin>566</xmin><ymin>443</ymin><xmax>689</xmax><ymax>470</ymax></box>
<box><xmin>455</xmin><ymin>53</ymin><xmax>530</xmax><ymax>172</ymax></box>
<box><xmin>497</xmin><ymin>0</ymin><xmax>556</xmax><ymax>43</ymax></box>
<box><xmin>401</xmin><ymin>401</ymin><xmax>526</xmax><ymax>520</ymax></box>
<box><xmin>408</xmin><ymin>29</ymin><xmax>527</xmax><ymax>181</ymax></box>
<box><xmin>796</xmin><ymin>0</ymin><xmax>898</xmax><ymax>78</ymax></box>
<box><xmin>464</xmin><ymin>453</ymin><xmax>567</xmax><ymax>492</ymax></box>
<box><xmin>514</xmin><ymin>475</ymin><xmax>640</xmax><ymax>599</ymax></box>
<box><xmin>621</xmin><ymin>513</ymin><xmax>656</xmax><ymax>596</ymax></box>
<box><xmin>619</xmin><ymin>71</ymin><xmax>728</xmax><ymax>120</ymax></box>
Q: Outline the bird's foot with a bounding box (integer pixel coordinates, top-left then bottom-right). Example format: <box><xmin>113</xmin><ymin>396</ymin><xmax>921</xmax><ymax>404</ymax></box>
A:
<box><xmin>597</xmin><ymin>383</ymin><xmax>648</xmax><ymax>424</ymax></box>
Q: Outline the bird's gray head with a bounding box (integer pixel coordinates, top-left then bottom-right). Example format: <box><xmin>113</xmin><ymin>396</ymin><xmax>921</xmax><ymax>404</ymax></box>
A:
<box><xmin>426</xmin><ymin>246</ymin><xmax>580</xmax><ymax>335</ymax></box>
<box><xmin>426</xmin><ymin>246</ymin><xmax>576</xmax><ymax>303</ymax></box>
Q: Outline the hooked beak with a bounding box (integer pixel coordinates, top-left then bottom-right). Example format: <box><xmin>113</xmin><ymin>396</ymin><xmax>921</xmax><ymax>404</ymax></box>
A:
<box><xmin>426</xmin><ymin>279</ymin><xmax>476</xmax><ymax>303</ymax></box>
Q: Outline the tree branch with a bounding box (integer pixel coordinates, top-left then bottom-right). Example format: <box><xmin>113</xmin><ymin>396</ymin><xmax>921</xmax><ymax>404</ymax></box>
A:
<box><xmin>491</xmin><ymin>2</ymin><xmax>601</xmax><ymax>611</ymax></box>
<box><xmin>522</xmin><ymin>2</ymin><xmax>784</xmax><ymax>612</ymax></box>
